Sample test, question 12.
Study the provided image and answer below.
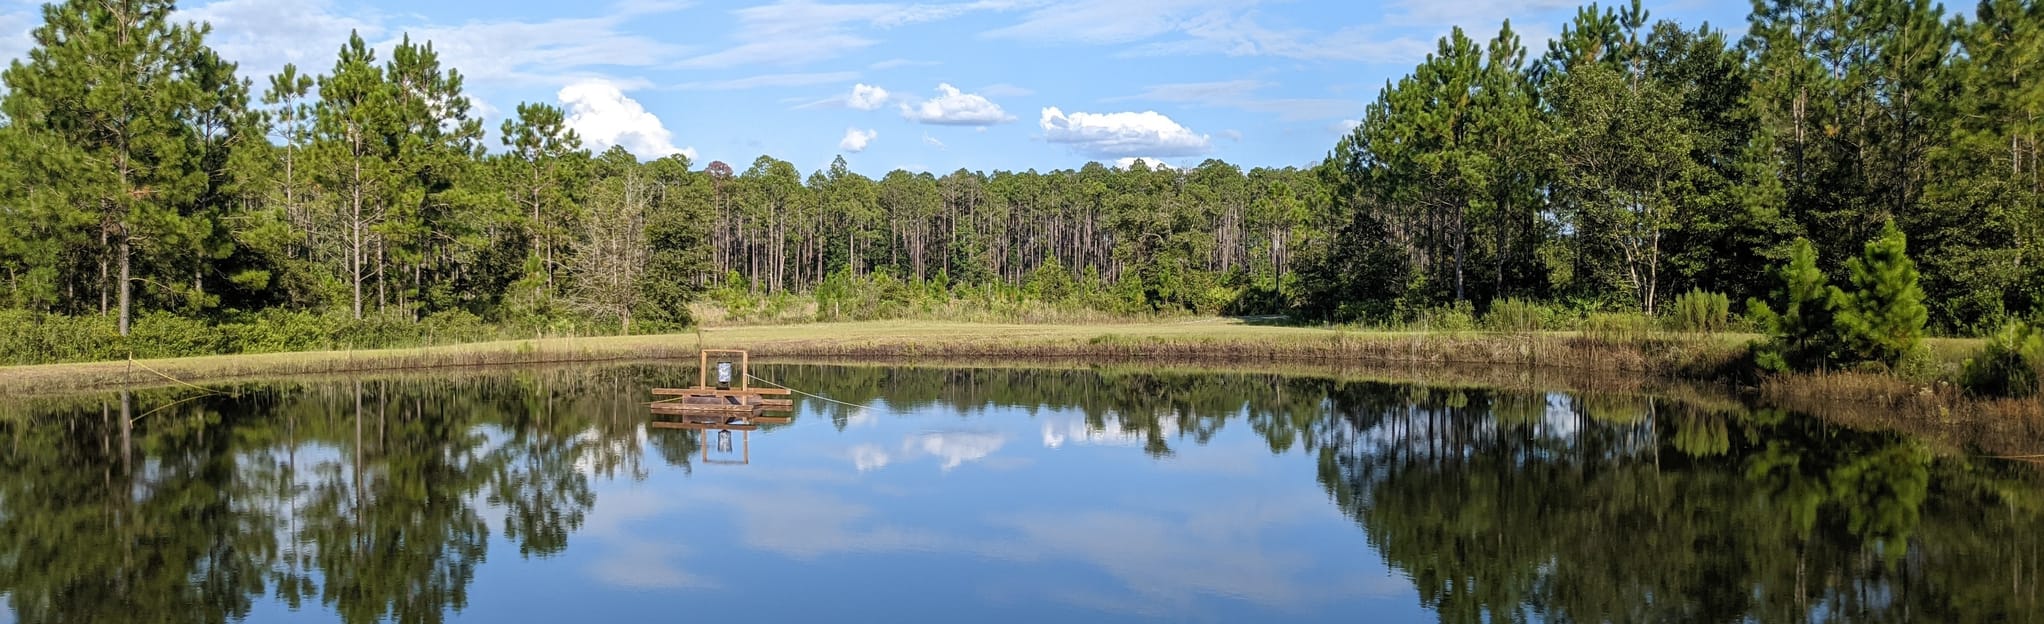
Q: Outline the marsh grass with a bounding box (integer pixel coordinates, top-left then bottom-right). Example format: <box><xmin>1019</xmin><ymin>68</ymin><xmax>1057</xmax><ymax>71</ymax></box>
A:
<box><xmin>0</xmin><ymin>319</ymin><xmax>1756</xmax><ymax>395</ymax></box>
<box><xmin>1760</xmin><ymin>370</ymin><xmax>2044</xmax><ymax>456</ymax></box>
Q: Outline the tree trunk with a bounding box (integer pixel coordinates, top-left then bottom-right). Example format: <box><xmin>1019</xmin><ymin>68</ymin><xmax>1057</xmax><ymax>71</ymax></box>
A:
<box><xmin>117</xmin><ymin>233</ymin><xmax>132</xmax><ymax>336</ymax></box>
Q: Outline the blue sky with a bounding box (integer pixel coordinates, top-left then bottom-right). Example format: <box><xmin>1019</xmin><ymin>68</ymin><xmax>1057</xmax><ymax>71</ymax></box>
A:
<box><xmin>1</xmin><ymin>0</ymin><xmax>1748</xmax><ymax>175</ymax></box>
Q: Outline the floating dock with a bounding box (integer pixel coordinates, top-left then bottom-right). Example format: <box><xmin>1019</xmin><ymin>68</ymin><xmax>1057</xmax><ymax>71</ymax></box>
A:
<box><xmin>648</xmin><ymin>349</ymin><xmax>793</xmax><ymax>425</ymax></box>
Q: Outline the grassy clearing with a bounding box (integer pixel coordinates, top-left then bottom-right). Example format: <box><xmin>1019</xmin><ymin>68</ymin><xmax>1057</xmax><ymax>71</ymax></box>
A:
<box><xmin>0</xmin><ymin>318</ymin><xmax>1764</xmax><ymax>395</ymax></box>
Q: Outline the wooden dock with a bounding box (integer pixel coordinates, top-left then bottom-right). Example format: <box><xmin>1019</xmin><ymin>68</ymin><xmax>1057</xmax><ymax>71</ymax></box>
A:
<box><xmin>647</xmin><ymin>349</ymin><xmax>792</xmax><ymax>428</ymax></box>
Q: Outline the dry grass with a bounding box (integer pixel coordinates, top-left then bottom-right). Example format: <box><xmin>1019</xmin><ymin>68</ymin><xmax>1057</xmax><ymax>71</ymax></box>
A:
<box><xmin>1760</xmin><ymin>371</ymin><xmax>2044</xmax><ymax>457</ymax></box>
<box><xmin>0</xmin><ymin>319</ymin><xmax>1751</xmax><ymax>395</ymax></box>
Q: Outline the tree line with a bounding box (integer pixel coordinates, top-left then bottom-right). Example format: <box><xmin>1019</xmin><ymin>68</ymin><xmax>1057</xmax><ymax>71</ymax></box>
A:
<box><xmin>1312</xmin><ymin>0</ymin><xmax>2042</xmax><ymax>333</ymax></box>
<box><xmin>0</xmin><ymin>0</ymin><xmax>2038</xmax><ymax>348</ymax></box>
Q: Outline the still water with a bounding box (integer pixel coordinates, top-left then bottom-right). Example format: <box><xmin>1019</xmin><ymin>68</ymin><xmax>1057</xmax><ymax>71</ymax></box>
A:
<box><xmin>0</xmin><ymin>364</ymin><xmax>2039</xmax><ymax>623</ymax></box>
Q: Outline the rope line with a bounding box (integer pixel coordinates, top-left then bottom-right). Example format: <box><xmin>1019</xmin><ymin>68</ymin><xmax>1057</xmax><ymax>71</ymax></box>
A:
<box><xmin>127</xmin><ymin>357</ymin><xmax>222</xmax><ymax>395</ymax></box>
<box><xmin>746</xmin><ymin>373</ymin><xmax>872</xmax><ymax>412</ymax></box>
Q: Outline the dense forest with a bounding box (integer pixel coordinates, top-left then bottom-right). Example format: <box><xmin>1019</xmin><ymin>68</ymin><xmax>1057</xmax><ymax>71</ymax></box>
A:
<box><xmin>0</xmin><ymin>0</ymin><xmax>2038</xmax><ymax>354</ymax></box>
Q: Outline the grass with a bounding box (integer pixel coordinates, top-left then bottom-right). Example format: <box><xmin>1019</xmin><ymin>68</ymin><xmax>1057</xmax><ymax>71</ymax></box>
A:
<box><xmin>0</xmin><ymin>318</ymin><xmax>1766</xmax><ymax>395</ymax></box>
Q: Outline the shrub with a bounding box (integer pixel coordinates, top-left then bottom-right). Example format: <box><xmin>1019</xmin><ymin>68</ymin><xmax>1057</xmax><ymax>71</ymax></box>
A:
<box><xmin>1482</xmin><ymin>298</ymin><xmax>1547</xmax><ymax>333</ymax></box>
<box><xmin>1584</xmin><ymin>312</ymin><xmax>1656</xmax><ymax>343</ymax></box>
<box><xmin>1962</xmin><ymin>321</ymin><xmax>2044</xmax><ymax>397</ymax></box>
<box><xmin>1415</xmin><ymin>301</ymin><xmax>1476</xmax><ymax>333</ymax></box>
<box><xmin>127</xmin><ymin>312</ymin><xmax>226</xmax><ymax>359</ymax></box>
<box><xmin>1750</xmin><ymin>238</ymin><xmax>1848</xmax><ymax>372</ymax></box>
<box><xmin>1835</xmin><ymin>220</ymin><xmax>1928</xmax><ymax>366</ymax></box>
<box><xmin>1667</xmin><ymin>289</ymin><xmax>1731</xmax><ymax>333</ymax></box>
<box><xmin>0</xmin><ymin>310</ymin><xmax>122</xmax><ymax>364</ymax></box>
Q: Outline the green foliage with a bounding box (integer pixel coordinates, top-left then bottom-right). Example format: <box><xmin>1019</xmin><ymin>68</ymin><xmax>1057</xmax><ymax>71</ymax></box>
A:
<box><xmin>1667</xmin><ymin>289</ymin><xmax>1731</xmax><ymax>333</ymax></box>
<box><xmin>1482</xmin><ymin>298</ymin><xmax>1548</xmax><ymax>333</ymax></box>
<box><xmin>1962</xmin><ymin>321</ymin><xmax>2044</xmax><ymax>398</ymax></box>
<box><xmin>1583</xmin><ymin>311</ymin><xmax>1657</xmax><ymax>344</ymax></box>
<box><xmin>1835</xmin><ymin>221</ymin><xmax>1929</xmax><ymax>367</ymax></box>
<box><xmin>1416</xmin><ymin>301</ymin><xmax>1478</xmax><ymax>333</ymax></box>
<box><xmin>1750</xmin><ymin>239</ymin><xmax>1846</xmax><ymax>372</ymax></box>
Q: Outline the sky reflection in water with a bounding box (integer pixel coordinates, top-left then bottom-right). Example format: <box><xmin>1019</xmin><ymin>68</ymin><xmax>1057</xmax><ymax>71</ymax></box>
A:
<box><xmin>0</xmin><ymin>363</ymin><xmax>2038</xmax><ymax>623</ymax></box>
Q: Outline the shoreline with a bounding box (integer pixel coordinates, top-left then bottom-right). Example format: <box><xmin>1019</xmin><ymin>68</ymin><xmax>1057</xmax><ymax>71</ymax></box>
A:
<box><xmin>0</xmin><ymin>319</ymin><xmax>2032</xmax><ymax>456</ymax></box>
<box><xmin>0</xmin><ymin>320</ymin><xmax>1755</xmax><ymax>395</ymax></box>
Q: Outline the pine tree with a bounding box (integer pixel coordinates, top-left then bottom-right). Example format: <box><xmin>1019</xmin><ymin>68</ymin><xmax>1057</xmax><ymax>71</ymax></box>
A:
<box><xmin>1750</xmin><ymin>238</ymin><xmax>1845</xmax><ymax>371</ymax></box>
<box><xmin>500</xmin><ymin>102</ymin><xmax>585</xmax><ymax>301</ymax></box>
<box><xmin>1837</xmin><ymin>220</ymin><xmax>1928</xmax><ymax>365</ymax></box>
<box><xmin>309</xmin><ymin>31</ymin><xmax>398</xmax><ymax>320</ymax></box>
<box><xmin>0</xmin><ymin>0</ymin><xmax>245</xmax><ymax>334</ymax></box>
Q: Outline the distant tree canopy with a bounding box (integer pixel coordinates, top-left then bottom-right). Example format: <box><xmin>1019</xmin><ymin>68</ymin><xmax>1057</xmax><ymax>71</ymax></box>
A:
<box><xmin>0</xmin><ymin>0</ymin><xmax>2038</xmax><ymax>340</ymax></box>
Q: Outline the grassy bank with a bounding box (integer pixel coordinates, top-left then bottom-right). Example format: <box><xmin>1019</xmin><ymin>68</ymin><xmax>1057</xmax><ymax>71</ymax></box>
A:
<box><xmin>0</xmin><ymin>319</ymin><xmax>1764</xmax><ymax>395</ymax></box>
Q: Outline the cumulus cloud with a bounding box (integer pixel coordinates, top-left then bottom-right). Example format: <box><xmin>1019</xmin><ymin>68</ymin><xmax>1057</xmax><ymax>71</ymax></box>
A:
<box><xmin>558</xmin><ymin>79</ymin><xmax>695</xmax><ymax>160</ymax></box>
<box><xmin>848</xmin><ymin>83</ymin><xmax>891</xmax><ymax>110</ymax></box>
<box><xmin>900</xmin><ymin>83</ymin><xmax>1013</xmax><ymax>126</ymax></box>
<box><xmin>1040</xmin><ymin>106</ymin><xmax>1211</xmax><ymax>157</ymax></box>
<box><xmin>839</xmin><ymin>127</ymin><xmax>878</xmax><ymax>152</ymax></box>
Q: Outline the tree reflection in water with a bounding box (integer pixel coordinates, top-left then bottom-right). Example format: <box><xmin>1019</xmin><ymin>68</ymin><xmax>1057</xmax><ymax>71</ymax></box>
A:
<box><xmin>0</xmin><ymin>363</ymin><xmax>2034</xmax><ymax>623</ymax></box>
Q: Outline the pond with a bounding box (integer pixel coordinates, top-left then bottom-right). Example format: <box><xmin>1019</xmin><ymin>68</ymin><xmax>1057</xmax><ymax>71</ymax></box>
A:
<box><xmin>0</xmin><ymin>363</ymin><xmax>2038</xmax><ymax>623</ymax></box>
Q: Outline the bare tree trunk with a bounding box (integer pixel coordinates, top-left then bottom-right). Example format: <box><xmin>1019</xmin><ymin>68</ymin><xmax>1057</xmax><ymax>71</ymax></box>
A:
<box><xmin>117</xmin><ymin>233</ymin><xmax>132</xmax><ymax>336</ymax></box>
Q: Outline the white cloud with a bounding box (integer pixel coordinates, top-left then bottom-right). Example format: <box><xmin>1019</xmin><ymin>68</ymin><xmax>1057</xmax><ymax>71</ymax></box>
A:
<box><xmin>180</xmin><ymin>0</ymin><xmax>382</xmax><ymax>83</ymax></box>
<box><xmin>558</xmin><ymin>79</ymin><xmax>695</xmax><ymax>160</ymax></box>
<box><xmin>847</xmin><ymin>83</ymin><xmax>891</xmax><ymax>110</ymax></box>
<box><xmin>680</xmin><ymin>71</ymin><xmax>860</xmax><ymax>91</ymax></box>
<box><xmin>900</xmin><ymin>83</ymin><xmax>1013</xmax><ymax>125</ymax></box>
<box><xmin>921</xmin><ymin>133</ymin><xmax>946</xmax><ymax>150</ymax></box>
<box><xmin>1040</xmin><ymin>106</ymin><xmax>1211</xmax><ymax>157</ymax></box>
<box><xmin>908</xmin><ymin>431</ymin><xmax>1006</xmax><ymax>471</ymax></box>
<box><xmin>838</xmin><ymin>127</ymin><xmax>878</xmax><ymax>152</ymax></box>
<box><xmin>849</xmin><ymin>444</ymin><xmax>891</xmax><ymax>472</ymax></box>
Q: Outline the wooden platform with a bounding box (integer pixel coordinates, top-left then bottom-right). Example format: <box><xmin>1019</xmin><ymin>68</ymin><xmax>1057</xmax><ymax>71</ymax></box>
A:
<box><xmin>644</xmin><ymin>349</ymin><xmax>791</xmax><ymax>440</ymax></box>
<box><xmin>649</xmin><ymin>420</ymin><xmax>760</xmax><ymax>431</ymax></box>
<box><xmin>653</xmin><ymin>387</ymin><xmax>792</xmax><ymax>397</ymax></box>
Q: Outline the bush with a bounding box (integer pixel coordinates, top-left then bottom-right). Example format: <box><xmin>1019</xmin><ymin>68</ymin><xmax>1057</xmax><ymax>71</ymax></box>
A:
<box><xmin>1667</xmin><ymin>289</ymin><xmax>1731</xmax><ymax>334</ymax></box>
<box><xmin>0</xmin><ymin>310</ymin><xmax>122</xmax><ymax>364</ymax></box>
<box><xmin>1835</xmin><ymin>220</ymin><xmax>1928</xmax><ymax>366</ymax></box>
<box><xmin>1482</xmin><ymin>298</ymin><xmax>1548</xmax><ymax>333</ymax></box>
<box><xmin>220</xmin><ymin>309</ymin><xmax>339</xmax><ymax>354</ymax></box>
<box><xmin>1962</xmin><ymin>321</ymin><xmax>2044</xmax><ymax>397</ymax></box>
<box><xmin>1584</xmin><ymin>312</ymin><xmax>1656</xmax><ymax>343</ymax></box>
<box><xmin>1750</xmin><ymin>238</ymin><xmax>1848</xmax><ymax>372</ymax></box>
<box><xmin>127</xmin><ymin>312</ymin><xmax>226</xmax><ymax>359</ymax></box>
<box><xmin>1415</xmin><ymin>301</ymin><xmax>1476</xmax><ymax>332</ymax></box>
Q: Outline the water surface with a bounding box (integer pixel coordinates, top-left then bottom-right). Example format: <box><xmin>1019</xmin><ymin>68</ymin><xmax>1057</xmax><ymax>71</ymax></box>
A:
<box><xmin>0</xmin><ymin>364</ymin><xmax>2038</xmax><ymax>623</ymax></box>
